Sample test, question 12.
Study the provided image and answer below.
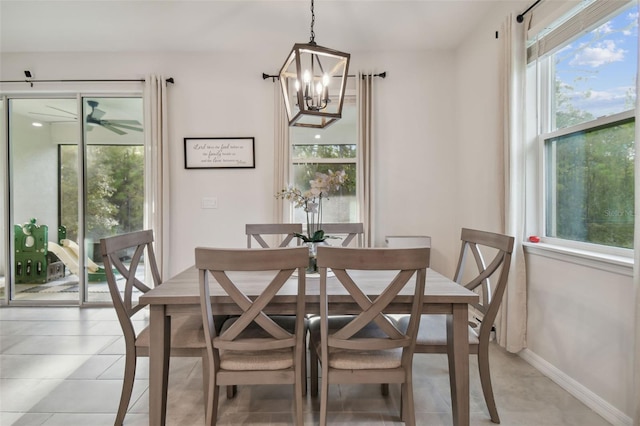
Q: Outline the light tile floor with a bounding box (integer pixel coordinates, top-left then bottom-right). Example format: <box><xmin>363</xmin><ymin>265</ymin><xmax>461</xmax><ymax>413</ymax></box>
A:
<box><xmin>0</xmin><ymin>307</ymin><xmax>611</xmax><ymax>426</ymax></box>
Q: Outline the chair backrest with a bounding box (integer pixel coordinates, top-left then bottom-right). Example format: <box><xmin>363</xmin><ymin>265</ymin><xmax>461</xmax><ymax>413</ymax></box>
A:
<box><xmin>453</xmin><ymin>228</ymin><xmax>514</xmax><ymax>340</ymax></box>
<box><xmin>246</xmin><ymin>223</ymin><xmax>303</xmax><ymax>248</ymax></box>
<box><xmin>316</xmin><ymin>246</ymin><xmax>430</xmax><ymax>358</ymax></box>
<box><xmin>320</xmin><ymin>222</ymin><xmax>364</xmax><ymax>247</ymax></box>
<box><xmin>100</xmin><ymin>230</ymin><xmax>161</xmax><ymax>344</ymax></box>
<box><xmin>196</xmin><ymin>247</ymin><xmax>308</xmax><ymax>354</ymax></box>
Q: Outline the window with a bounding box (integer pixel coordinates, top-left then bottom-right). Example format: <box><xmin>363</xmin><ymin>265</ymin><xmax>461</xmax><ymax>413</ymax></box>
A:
<box><xmin>530</xmin><ymin>1</ymin><xmax>637</xmax><ymax>252</ymax></box>
<box><xmin>289</xmin><ymin>93</ymin><xmax>358</xmax><ymax>225</ymax></box>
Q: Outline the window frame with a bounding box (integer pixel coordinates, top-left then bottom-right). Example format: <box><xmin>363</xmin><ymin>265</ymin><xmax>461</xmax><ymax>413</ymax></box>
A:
<box><xmin>529</xmin><ymin>1</ymin><xmax>637</xmax><ymax>259</ymax></box>
<box><xmin>539</xmin><ymin>109</ymin><xmax>635</xmax><ymax>257</ymax></box>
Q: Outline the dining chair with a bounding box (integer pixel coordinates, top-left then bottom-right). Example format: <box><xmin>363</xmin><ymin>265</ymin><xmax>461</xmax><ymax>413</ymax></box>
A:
<box><xmin>100</xmin><ymin>230</ymin><xmax>208</xmax><ymax>426</ymax></box>
<box><xmin>398</xmin><ymin>228</ymin><xmax>514</xmax><ymax>424</ymax></box>
<box><xmin>243</xmin><ymin>222</ymin><xmax>306</xmax><ymax>398</ymax></box>
<box><xmin>308</xmin><ymin>246</ymin><xmax>430</xmax><ymax>426</ymax></box>
<box><xmin>246</xmin><ymin>223</ymin><xmax>302</xmax><ymax>248</ymax></box>
<box><xmin>196</xmin><ymin>246</ymin><xmax>308</xmax><ymax>426</ymax></box>
<box><xmin>320</xmin><ymin>222</ymin><xmax>364</xmax><ymax>247</ymax></box>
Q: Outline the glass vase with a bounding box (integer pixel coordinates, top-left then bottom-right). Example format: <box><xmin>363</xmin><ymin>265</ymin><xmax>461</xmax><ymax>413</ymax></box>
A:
<box><xmin>306</xmin><ymin>242</ymin><xmax>319</xmax><ymax>273</ymax></box>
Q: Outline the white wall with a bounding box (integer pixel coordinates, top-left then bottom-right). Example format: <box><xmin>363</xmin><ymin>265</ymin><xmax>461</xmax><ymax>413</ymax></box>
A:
<box><xmin>10</xmin><ymin>113</ymin><xmax>59</xmax><ymax>231</ymax></box>
<box><xmin>525</xmin><ymin>250</ymin><xmax>634</xmax><ymax>421</ymax></box>
<box><xmin>453</xmin><ymin>2</ymin><xmax>636</xmax><ymax>423</ymax></box>
<box><xmin>1</xmin><ymin>49</ymin><xmax>462</xmax><ymax>277</ymax></box>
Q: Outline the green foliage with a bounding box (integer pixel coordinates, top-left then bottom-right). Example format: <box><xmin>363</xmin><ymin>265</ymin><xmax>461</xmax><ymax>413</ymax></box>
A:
<box><xmin>60</xmin><ymin>145</ymin><xmax>144</xmax><ymax>241</ymax></box>
<box><xmin>550</xmin><ymin>120</ymin><xmax>634</xmax><ymax>248</ymax></box>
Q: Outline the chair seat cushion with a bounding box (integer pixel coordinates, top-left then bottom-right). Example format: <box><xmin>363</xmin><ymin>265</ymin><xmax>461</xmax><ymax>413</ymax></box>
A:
<box><xmin>309</xmin><ymin>315</ymin><xmax>403</xmax><ymax>370</ymax></box>
<box><xmin>397</xmin><ymin>314</ymin><xmax>480</xmax><ymax>346</ymax></box>
<box><xmin>136</xmin><ymin>314</ymin><xmax>206</xmax><ymax>349</ymax></box>
<box><xmin>217</xmin><ymin>315</ymin><xmax>304</xmax><ymax>371</ymax></box>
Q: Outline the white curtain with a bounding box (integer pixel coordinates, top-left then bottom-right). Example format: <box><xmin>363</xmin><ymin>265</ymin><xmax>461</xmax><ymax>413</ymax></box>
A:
<box><xmin>143</xmin><ymin>75</ymin><xmax>170</xmax><ymax>279</ymax></box>
<box><xmin>273</xmin><ymin>81</ymin><xmax>290</xmax><ymax>223</ymax></box>
<box><xmin>357</xmin><ymin>73</ymin><xmax>375</xmax><ymax>247</ymax></box>
<box><xmin>497</xmin><ymin>14</ymin><xmax>528</xmax><ymax>353</ymax></box>
<box><xmin>633</xmin><ymin>8</ymin><xmax>640</xmax><ymax>425</ymax></box>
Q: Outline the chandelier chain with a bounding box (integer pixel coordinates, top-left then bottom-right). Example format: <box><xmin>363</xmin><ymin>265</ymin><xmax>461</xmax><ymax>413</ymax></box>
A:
<box><xmin>309</xmin><ymin>0</ymin><xmax>316</xmax><ymax>44</ymax></box>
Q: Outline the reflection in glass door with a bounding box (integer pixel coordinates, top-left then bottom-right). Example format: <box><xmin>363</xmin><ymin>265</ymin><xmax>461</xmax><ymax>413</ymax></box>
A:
<box><xmin>0</xmin><ymin>99</ymin><xmax>5</xmax><ymax>302</ymax></box>
<box><xmin>9</xmin><ymin>98</ymin><xmax>78</xmax><ymax>302</ymax></box>
<box><xmin>81</xmin><ymin>97</ymin><xmax>144</xmax><ymax>303</ymax></box>
<box><xmin>6</xmin><ymin>96</ymin><xmax>144</xmax><ymax>303</ymax></box>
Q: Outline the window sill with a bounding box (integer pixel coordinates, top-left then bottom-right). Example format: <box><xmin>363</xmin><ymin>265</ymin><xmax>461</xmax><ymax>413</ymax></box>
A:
<box><xmin>522</xmin><ymin>242</ymin><xmax>633</xmax><ymax>277</ymax></box>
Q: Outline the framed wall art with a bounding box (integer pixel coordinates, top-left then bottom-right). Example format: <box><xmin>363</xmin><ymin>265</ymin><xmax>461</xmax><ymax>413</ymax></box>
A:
<box><xmin>184</xmin><ymin>137</ymin><xmax>255</xmax><ymax>169</ymax></box>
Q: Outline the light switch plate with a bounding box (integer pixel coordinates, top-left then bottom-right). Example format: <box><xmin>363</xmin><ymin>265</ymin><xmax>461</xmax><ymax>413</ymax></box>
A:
<box><xmin>201</xmin><ymin>197</ymin><xmax>218</xmax><ymax>209</ymax></box>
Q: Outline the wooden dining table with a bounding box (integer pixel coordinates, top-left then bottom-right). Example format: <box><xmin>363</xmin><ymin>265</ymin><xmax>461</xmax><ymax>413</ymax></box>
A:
<box><xmin>139</xmin><ymin>266</ymin><xmax>479</xmax><ymax>426</ymax></box>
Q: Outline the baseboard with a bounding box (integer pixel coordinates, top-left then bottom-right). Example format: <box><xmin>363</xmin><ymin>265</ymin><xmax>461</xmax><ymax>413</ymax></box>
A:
<box><xmin>519</xmin><ymin>349</ymin><xmax>632</xmax><ymax>426</ymax></box>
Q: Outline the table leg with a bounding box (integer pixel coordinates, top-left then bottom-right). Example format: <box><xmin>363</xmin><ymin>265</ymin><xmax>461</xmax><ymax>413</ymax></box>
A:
<box><xmin>149</xmin><ymin>305</ymin><xmax>170</xmax><ymax>426</ymax></box>
<box><xmin>447</xmin><ymin>303</ymin><xmax>470</xmax><ymax>426</ymax></box>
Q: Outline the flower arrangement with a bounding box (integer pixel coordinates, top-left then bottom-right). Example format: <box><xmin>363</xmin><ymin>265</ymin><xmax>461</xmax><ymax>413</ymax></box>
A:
<box><xmin>276</xmin><ymin>170</ymin><xmax>348</xmax><ymax>243</ymax></box>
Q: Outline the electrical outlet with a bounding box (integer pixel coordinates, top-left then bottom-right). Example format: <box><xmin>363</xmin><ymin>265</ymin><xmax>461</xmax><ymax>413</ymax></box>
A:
<box><xmin>201</xmin><ymin>197</ymin><xmax>218</xmax><ymax>209</ymax></box>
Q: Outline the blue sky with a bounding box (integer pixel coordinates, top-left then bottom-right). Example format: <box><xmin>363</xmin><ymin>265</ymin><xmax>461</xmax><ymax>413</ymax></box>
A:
<box><xmin>555</xmin><ymin>5</ymin><xmax>638</xmax><ymax>119</ymax></box>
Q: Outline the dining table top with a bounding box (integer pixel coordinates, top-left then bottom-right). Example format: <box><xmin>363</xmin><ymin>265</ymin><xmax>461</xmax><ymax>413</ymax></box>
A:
<box><xmin>140</xmin><ymin>266</ymin><xmax>479</xmax><ymax>314</ymax></box>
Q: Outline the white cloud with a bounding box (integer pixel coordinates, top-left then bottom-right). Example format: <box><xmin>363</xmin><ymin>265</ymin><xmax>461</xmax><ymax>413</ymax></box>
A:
<box><xmin>566</xmin><ymin>85</ymin><xmax>635</xmax><ymax>118</ymax></box>
<box><xmin>595</xmin><ymin>22</ymin><xmax>614</xmax><ymax>34</ymax></box>
<box><xmin>569</xmin><ymin>40</ymin><xmax>625</xmax><ymax>67</ymax></box>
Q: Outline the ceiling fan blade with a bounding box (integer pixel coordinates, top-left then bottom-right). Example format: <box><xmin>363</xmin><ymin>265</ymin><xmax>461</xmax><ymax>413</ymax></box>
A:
<box><xmin>47</xmin><ymin>105</ymin><xmax>77</xmax><ymax>117</ymax></box>
<box><xmin>92</xmin><ymin>108</ymin><xmax>106</xmax><ymax>120</ymax></box>
<box><xmin>101</xmin><ymin>121</ymin><xmax>143</xmax><ymax>132</ymax></box>
<box><xmin>100</xmin><ymin>123</ymin><xmax>127</xmax><ymax>135</ymax></box>
<box><xmin>103</xmin><ymin>119</ymin><xmax>142</xmax><ymax>125</ymax></box>
<box><xmin>30</xmin><ymin>112</ymin><xmax>78</xmax><ymax>119</ymax></box>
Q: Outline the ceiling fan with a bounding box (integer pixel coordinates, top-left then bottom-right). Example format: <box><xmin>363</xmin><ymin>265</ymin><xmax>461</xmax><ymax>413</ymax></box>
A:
<box><xmin>28</xmin><ymin>105</ymin><xmax>77</xmax><ymax>122</ymax></box>
<box><xmin>86</xmin><ymin>100</ymin><xmax>143</xmax><ymax>135</ymax></box>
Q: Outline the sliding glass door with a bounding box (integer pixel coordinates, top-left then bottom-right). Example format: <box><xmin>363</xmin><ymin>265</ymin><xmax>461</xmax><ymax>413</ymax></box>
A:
<box><xmin>4</xmin><ymin>96</ymin><xmax>144</xmax><ymax>304</ymax></box>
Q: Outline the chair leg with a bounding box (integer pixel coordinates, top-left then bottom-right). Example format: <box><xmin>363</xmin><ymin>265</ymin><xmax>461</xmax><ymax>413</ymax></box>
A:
<box><xmin>295</xmin><ymin>353</ymin><xmax>305</xmax><ymax>425</ymax></box>
<box><xmin>201</xmin><ymin>353</ymin><xmax>209</xmax><ymax>413</ymax></box>
<box><xmin>205</xmin><ymin>380</ymin><xmax>220</xmax><ymax>426</ymax></box>
<box><xmin>302</xmin><ymin>343</ymin><xmax>307</xmax><ymax>397</ymax></box>
<box><xmin>226</xmin><ymin>385</ymin><xmax>237</xmax><ymax>398</ymax></box>
<box><xmin>115</xmin><ymin>351</ymin><xmax>137</xmax><ymax>426</ymax></box>
<box><xmin>401</xmin><ymin>368</ymin><xmax>416</xmax><ymax>426</ymax></box>
<box><xmin>319</xmin><ymin>363</ymin><xmax>329</xmax><ymax>426</ymax></box>
<box><xmin>381</xmin><ymin>383</ymin><xmax>389</xmax><ymax>396</ymax></box>
<box><xmin>477</xmin><ymin>346</ymin><xmax>500</xmax><ymax>423</ymax></box>
<box><xmin>309</xmin><ymin>344</ymin><xmax>319</xmax><ymax>397</ymax></box>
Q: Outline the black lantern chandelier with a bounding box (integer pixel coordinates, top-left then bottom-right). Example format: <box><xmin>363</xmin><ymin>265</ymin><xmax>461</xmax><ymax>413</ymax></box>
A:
<box><xmin>279</xmin><ymin>0</ymin><xmax>350</xmax><ymax>129</ymax></box>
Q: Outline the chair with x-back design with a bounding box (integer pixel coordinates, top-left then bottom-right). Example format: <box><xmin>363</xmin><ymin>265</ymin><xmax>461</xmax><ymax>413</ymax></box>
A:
<box><xmin>245</xmin><ymin>223</ymin><xmax>302</xmax><ymax>248</ymax></box>
<box><xmin>101</xmin><ymin>230</ymin><xmax>208</xmax><ymax>426</ymax></box>
<box><xmin>308</xmin><ymin>246</ymin><xmax>430</xmax><ymax>425</ymax></box>
<box><xmin>398</xmin><ymin>228</ymin><xmax>514</xmax><ymax>424</ymax></box>
<box><xmin>196</xmin><ymin>247</ymin><xmax>308</xmax><ymax>426</ymax></box>
<box><xmin>319</xmin><ymin>222</ymin><xmax>364</xmax><ymax>247</ymax></box>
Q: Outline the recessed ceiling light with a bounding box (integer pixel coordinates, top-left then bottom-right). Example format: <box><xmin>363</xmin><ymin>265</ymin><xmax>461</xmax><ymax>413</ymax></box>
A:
<box><xmin>32</xmin><ymin>122</ymin><xmax>43</xmax><ymax>127</ymax></box>
<box><xmin>315</xmin><ymin>134</ymin><xmax>321</xmax><ymax>139</ymax></box>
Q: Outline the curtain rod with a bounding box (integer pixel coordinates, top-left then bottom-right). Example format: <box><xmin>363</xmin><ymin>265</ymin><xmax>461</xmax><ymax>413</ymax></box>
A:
<box><xmin>262</xmin><ymin>72</ymin><xmax>386</xmax><ymax>81</ymax></box>
<box><xmin>517</xmin><ymin>0</ymin><xmax>543</xmax><ymax>23</ymax></box>
<box><xmin>0</xmin><ymin>72</ymin><xmax>174</xmax><ymax>87</ymax></box>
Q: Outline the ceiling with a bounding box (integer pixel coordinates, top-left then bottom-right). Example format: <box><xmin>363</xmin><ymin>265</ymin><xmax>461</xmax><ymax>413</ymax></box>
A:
<box><xmin>2</xmin><ymin>0</ymin><xmax>521</xmax><ymax>130</ymax></box>
<box><xmin>0</xmin><ymin>0</ymin><xmax>516</xmax><ymax>54</ymax></box>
